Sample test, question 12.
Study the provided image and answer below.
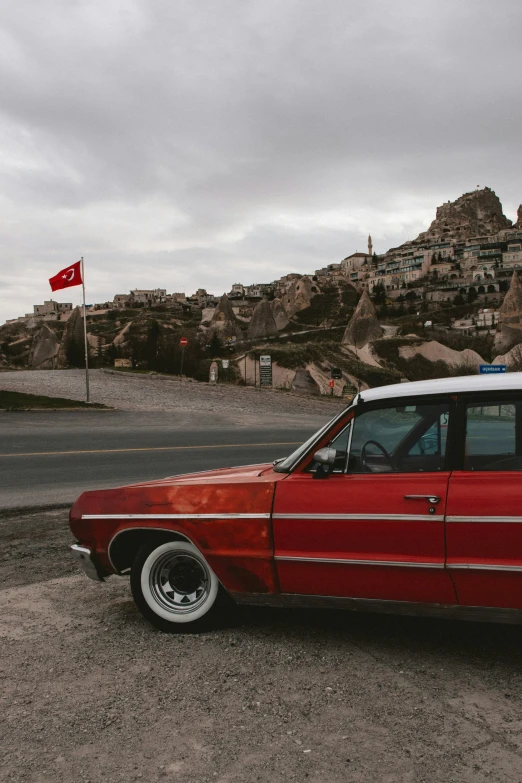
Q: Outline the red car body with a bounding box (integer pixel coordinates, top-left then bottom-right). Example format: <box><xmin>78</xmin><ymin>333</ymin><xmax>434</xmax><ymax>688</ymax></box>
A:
<box><xmin>70</xmin><ymin>374</ymin><xmax>522</xmax><ymax>629</ymax></box>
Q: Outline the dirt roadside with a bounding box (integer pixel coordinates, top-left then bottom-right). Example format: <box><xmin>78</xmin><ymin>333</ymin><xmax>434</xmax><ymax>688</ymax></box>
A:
<box><xmin>2</xmin><ymin>510</ymin><xmax>522</xmax><ymax>783</ymax></box>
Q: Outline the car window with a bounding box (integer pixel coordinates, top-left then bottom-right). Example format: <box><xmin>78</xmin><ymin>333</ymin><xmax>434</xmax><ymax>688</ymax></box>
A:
<box><xmin>273</xmin><ymin>406</ymin><xmax>354</xmax><ymax>473</ymax></box>
<box><xmin>465</xmin><ymin>401</ymin><xmax>522</xmax><ymax>471</ymax></box>
<box><xmin>347</xmin><ymin>402</ymin><xmax>450</xmax><ymax>474</ymax></box>
<box><xmin>408</xmin><ymin>411</ymin><xmax>448</xmax><ymax>456</ymax></box>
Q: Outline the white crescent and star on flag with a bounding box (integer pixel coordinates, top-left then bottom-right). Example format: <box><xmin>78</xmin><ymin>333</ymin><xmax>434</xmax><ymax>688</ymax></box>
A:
<box><xmin>62</xmin><ymin>268</ymin><xmax>76</xmax><ymax>281</ymax></box>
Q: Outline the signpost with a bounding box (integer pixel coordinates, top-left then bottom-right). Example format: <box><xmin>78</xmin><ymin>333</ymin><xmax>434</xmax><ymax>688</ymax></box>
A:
<box><xmin>479</xmin><ymin>365</ymin><xmax>506</xmax><ymax>374</ymax></box>
<box><xmin>209</xmin><ymin>360</ymin><xmax>218</xmax><ymax>384</ymax></box>
<box><xmin>221</xmin><ymin>359</ymin><xmax>229</xmax><ymax>369</ymax></box>
<box><xmin>259</xmin><ymin>355</ymin><xmax>272</xmax><ymax>387</ymax></box>
<box><xmin>179</xmin><ymin>336</ymin><xmax>188</xmax><ymax>377</ymax></box>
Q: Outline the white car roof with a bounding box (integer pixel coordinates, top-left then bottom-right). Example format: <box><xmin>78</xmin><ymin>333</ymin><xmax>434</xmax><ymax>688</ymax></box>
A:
<box><xmin>358</xmin><ymin>372</ymin><xmax>522</xmax><ymax>404</ymax></box>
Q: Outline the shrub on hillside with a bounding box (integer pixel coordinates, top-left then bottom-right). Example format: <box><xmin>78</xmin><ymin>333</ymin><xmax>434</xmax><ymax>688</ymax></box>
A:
<box><xmin>293</xmin><ymin>282</ymin><xmax>358</xmax><ymax>328</ymax></box>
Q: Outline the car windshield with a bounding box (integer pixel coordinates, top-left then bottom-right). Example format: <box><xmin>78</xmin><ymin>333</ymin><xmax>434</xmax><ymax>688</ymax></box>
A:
<box><xmin>273</xmin><ymin>403</ymin><xmax>354</xmax><ymax>473</ymax></box>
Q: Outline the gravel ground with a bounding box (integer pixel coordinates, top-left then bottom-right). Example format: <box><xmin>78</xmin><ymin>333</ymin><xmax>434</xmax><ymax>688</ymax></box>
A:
<box><xmin>2</xmin><ymin>509</ymin><xmax>522</xmax><ymax>783</ymax></box>
<box><xmin>0</xmin><ymin>370</ymin><xmax>345</xmax><ymax>417</ymax></box>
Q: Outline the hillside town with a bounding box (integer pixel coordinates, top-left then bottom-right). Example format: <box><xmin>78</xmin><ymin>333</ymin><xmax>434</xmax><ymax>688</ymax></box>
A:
<box><xmin>3</xmin><ymin>187</ymin><xmax>522</xmax><ymax>394</ymax></box>
<box><xmin>8</xmin><ymin>187</ymin><xmax>522</xmax><ymax>329</ymax></box>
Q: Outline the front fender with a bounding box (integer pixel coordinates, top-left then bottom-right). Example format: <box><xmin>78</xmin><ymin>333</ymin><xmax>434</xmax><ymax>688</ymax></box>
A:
<box><xmin>70</xmin><ymin>479</ymin><xmax>280</xmax><ymax>594</ymax></box>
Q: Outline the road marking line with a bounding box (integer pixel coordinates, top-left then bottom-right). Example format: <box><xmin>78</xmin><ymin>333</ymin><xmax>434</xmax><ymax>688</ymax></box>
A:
<box><xmin>0</xmin><ymin>441</ymin><xmax>302</xmax><ymax>458</ymax></box>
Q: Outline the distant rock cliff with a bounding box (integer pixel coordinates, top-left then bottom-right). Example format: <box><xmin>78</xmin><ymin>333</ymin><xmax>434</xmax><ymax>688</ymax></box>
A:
<box><xmin>412</xmin><ymin>187</ymin><xmax>512</xmax><ymax>245</ymax></box>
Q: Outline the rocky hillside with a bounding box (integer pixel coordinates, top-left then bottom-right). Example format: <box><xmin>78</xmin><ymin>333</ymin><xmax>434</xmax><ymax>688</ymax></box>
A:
<box><xmin>413</xmin><ymin>187</ymin><xmax>511</xmax><ymax>245</ymax></box>
<box><xmin>4</xmin><ymin>183</ymin><xmax>522</xmax><ymax>393</ymax></box>
<box><xmin>0</xmin><ymin>272</ymin><xmax>513</xmax><ymax>395</ymax></box>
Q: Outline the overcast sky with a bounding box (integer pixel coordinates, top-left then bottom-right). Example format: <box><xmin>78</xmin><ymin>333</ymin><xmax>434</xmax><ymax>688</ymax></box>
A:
<box><xmin>1</xmin><ymin>0</ymin><xmax>521</xmax><ymax>322</ymax></box>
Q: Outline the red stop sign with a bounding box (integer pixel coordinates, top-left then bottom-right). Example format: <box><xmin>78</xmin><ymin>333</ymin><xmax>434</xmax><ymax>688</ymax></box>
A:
<box><xmin>180</xmin><ymin>337</ymin><xmax>188</xmax><ymax>347</ymax></box>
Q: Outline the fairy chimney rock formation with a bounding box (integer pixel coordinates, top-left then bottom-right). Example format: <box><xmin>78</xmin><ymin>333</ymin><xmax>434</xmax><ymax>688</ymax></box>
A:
<box><xmin>208</xmin><ymin>294</ymin><xmax>243</xmax><ymax>341</ymax></box>
<box><xmin>495</xmin><ymin>271</ymin><xmax>522</xmax><ymax>350</ymax></box>
<box><xmin>342</xmin><ymin>290</ymin><xmax>383</xmax><ymax>348</ymax></box>
<box><xmin>247</xmin><ymin>298</ymin><xmax>278</xmax><ymax>340</ymax></box>
<box><xmin>56</xmin><ymin>306</ymin><xmax>86</xmax><ymax>367</ymax></box>
<box><xmin>271</xmin><ymin>298</ymin><xmax>289</xmax><ymax>331</ymax></box>
<box><xmin>29</xmin><ymin>324</ymin><xmax>58</xmax><ymax>369</ymax></box>
<box><xmin>282</xmin><ymin>276</ymin><xmax>318</xmax><ymax>317</ymax></box>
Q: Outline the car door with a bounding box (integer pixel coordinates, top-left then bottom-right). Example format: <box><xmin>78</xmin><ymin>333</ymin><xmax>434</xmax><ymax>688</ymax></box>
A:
<box><xmin>273</xmin><ymin>397</ymin><xmax>457</xmax><ymax>605</ymax></box>
<box><xmin>446</xmin><ymin>393</ymin><xmax>522</xmax><ymax>609</ymax></box>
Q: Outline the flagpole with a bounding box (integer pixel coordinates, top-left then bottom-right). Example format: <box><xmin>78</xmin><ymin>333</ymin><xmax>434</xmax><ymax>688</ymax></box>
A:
<box><xmin>81</xmin><ymin>256</ymin><xmax>90</xmax><ymax>402</ymax></box>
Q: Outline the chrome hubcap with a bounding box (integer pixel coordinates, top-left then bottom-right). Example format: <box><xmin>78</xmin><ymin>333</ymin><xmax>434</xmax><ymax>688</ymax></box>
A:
<box><xmin>149</xmin><ymin>552</ymin><xmax>210</xmax><ymax>614</ymax></box>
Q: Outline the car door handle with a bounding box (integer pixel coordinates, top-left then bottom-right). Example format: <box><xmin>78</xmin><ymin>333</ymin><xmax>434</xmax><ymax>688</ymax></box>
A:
<box><xmin>404</xmin><ymin>494</ymin><xmax>441</xmax><ymax>504</ymax></box>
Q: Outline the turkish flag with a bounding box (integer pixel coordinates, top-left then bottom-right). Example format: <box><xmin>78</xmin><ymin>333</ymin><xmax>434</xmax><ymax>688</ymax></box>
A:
<box><xmin>49</xmin><ymin>261</ymin><xmax>83</xmax><ymax>292</ymax></box>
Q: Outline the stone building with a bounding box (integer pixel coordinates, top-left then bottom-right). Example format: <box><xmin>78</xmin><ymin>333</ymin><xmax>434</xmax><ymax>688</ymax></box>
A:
<box><xmin>33</xmin><ymin>300</ymin><xmax>72</xmax><ymax>319</ymax></box>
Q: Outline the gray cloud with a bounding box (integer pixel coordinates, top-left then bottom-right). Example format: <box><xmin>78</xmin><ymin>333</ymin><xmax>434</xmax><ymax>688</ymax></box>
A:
<box><xmin>1</xmin><ymin>0</ymin><xmax>521</xmax><ymax>320</ymax></box>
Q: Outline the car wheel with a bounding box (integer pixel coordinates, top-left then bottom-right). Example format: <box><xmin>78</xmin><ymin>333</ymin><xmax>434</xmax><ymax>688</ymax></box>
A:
<box><xmin>130</xmin><ymin>540</ymin><xmax>221</xmax><ymax>633</ymax></box>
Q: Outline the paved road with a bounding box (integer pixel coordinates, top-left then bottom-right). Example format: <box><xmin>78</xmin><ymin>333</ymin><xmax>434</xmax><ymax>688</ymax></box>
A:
<box><xmin>0</xmin><ymin>410</ymin><xmax>329</xmax><ymax>509</ymax></box>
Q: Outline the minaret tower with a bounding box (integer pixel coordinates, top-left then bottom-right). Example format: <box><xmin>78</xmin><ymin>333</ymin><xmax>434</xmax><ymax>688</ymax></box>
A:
<box><xmin>368</xmin><ymin>233</ymin><xmax>373</xmax><ymax>258</ymax></box>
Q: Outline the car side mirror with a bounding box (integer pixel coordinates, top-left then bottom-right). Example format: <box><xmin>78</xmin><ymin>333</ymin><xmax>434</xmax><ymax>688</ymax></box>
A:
<box><xmin>313</xmin><ymin>447</ymin><xmax>337</xmax><ymax>479</ymax></box>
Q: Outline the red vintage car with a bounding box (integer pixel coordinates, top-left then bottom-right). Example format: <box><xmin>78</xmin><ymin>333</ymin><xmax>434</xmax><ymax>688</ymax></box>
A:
<box><xmin>70</xmin><ymin>374</ymin><xmax>522</xmax><ymax>632</ymax></box>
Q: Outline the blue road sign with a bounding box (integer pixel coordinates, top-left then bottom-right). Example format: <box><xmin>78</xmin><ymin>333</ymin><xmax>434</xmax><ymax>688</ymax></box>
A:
<box><xmin>479</xmin><ymin>364</ymin><xmax>507</xmax><ymax>374</ymax></box>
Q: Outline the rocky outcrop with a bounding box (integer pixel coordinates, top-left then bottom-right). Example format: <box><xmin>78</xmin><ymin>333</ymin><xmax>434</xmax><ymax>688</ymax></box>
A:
<box><xmin>207</xmin><ymin>294</ymin><xmax>243</xmax><ymax>341</ymax></box>
<box><xmin>113</xmin><ymin>321</ymin><xmax>132</xmax><ymax>345</ymax></box>
<box><xmin>200</xmin><ymin>308</ymin><xmax>215</xmax><ymax>326</ymax></box>
<box><xmin>247</xmin><ymin>298</ymin><xmax>278</xmax><ymax>340</ymax></box>
<box><xmin>412</xmin><ymin>187</ymin><xmax>512</xmax><ymax>245</ymax></box>
<box><xmin>398</xmin><ymin>341</ymin><xmax>483</xmax><ymax>370</ymax></box>
<box><xmin>271</xmin><ymin>298</ymin><xmax>289</xmax><ymax>331</ymax></box>
<box><xmin>514</xmin><ymin>205</ymin><xmax>522</xmax><ymax>230</ymax></box>
<box><xmin>28</xmin><ymin>324</ymin><xmax>58</xmax><ymax>369</ymax></box>
<box><xmin>495</xmin><ymin>271</ymin><xmax>522</xmax><ymax>350</ymax></box>
<box><xmin>56</xmin><ymin>307</ymin><xmax>87</xmax><ymax>367</ymax></box>
<box><xmin>341</xmin><ymin>291</ymin><xmax>383</xmax><ymax>348</ymax></box>
<box><xmin>493</xmin><ymin>343</ymin><xmax>522</xmax><ymax>369</ymax></box>
<box><xmin>282</xmin><ymin>276</ymin><xmax>318</xmax><ymax>317</ymax></box>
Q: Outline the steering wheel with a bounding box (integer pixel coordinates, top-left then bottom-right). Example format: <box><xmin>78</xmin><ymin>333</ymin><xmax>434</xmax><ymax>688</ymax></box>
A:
<box><xmin>360</xmin><ymin>439</ymin><xmax>393</xmax><ymax>473</ymax></box>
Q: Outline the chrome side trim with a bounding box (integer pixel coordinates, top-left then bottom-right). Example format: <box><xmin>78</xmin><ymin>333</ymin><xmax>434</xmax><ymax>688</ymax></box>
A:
<box><xmin>448</xmin><ymin>563</ymin><xmax>522</xmax><ymax>573</ymax></box>
<box><xmin>230</xmin><ymin>592</ymin><xmax>522</xmax><ymax>626</ymax></box>
<box><xmin>83</xmin><ymin>513</ymin><xmax>271</xmax><ymax>520</ymax></box>
<box><xmin>275</xmin><ymin>555</ymin><xmax>443</xmax><ymax>569</ymax></box>
<box><xmin>447</xmin><ymin>516</ymin><xmax>522</xmax><ymax>524</ymax></box>
<box><xmin>273</xmin><ymin>513</ymin><xmax>444</xmax><ymax>522</ymax></box>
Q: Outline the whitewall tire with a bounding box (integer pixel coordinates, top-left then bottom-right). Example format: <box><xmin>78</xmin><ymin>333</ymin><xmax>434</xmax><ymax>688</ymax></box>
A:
<box><xmin>130</xmin><ymin>540</ymin><xmax>221</xmax><ymax>632</ymax></box>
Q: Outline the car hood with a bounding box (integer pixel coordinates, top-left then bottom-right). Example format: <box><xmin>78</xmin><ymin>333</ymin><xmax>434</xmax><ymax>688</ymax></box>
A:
<box><xmin>130</xmin><ymin>462</ymin><xmax>274</xmax><ymax>487</ymax></box>
<box><xmin>70</xmin><ymin>462</ymin><xmax>280</xmax><ymax>525</ymax></box>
